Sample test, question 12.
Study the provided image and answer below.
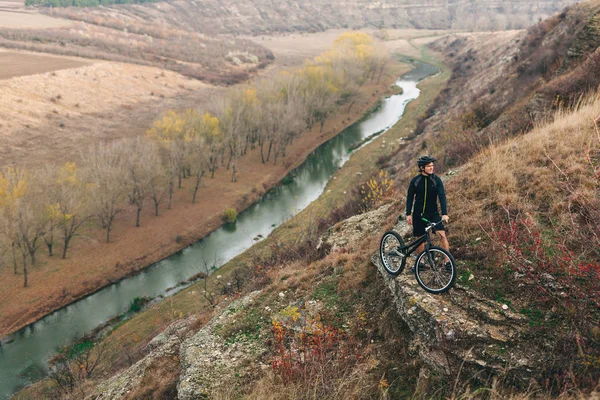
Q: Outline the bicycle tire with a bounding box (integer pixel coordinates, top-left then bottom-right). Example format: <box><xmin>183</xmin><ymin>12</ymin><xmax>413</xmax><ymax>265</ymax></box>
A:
<box><xmin>415</xmin><ymin>246</ymin><xmax>456</xmax><ymax>294</ymax></box>
<box><xmin>379</xmin><ymin>231</ymin><xmax>407</xmax><ymax>276</ymax></box>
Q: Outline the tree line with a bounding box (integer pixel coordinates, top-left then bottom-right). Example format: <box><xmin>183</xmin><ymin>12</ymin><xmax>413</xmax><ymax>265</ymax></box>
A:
<box><xmin>0</xmin><ymin>32</ymin><xmax>389</xmax><ymax>288</ymax></box>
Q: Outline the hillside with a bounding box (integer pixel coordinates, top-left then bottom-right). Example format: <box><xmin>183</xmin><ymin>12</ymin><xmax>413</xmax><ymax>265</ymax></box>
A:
<box><xmin>43</xmin><ymin>0</ymin><xmax>579</xmax><ymax>33</ymax></box>
<box><xmin>398</xmin><ymin>0</ymin><xmax>600</xmax><ymax>172</ymax></box>
<box><xmin>42</xmin><ymin>95</ymin><xmax>599</xmax><ymax>398</ymax></box>
<box><xmin>6</xmin><ymin>1</ymin><xmax>600</xmax><ymax>399</ymax></box>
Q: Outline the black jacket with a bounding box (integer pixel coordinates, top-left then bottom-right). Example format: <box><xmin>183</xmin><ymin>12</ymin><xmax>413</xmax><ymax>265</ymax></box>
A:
<box><xmin>406</xmin><ymin>174</ymin><xmax>447</xmax><ymax>217</ymax></box>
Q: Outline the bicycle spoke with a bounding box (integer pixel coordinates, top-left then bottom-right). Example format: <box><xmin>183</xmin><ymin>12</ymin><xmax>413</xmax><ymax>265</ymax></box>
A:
<box><xmin>379</xmin><ymin>231</ymin><xmax>406</xmax><ymax>276</ymax></box>
<box><xmin>416</xmin><ymin>248</ymin><xmax>454</xmax><ymax>293</ymax></box>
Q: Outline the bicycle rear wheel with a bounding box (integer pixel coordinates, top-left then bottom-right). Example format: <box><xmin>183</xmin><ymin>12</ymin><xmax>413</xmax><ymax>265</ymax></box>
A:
<box><xmin>379</xmin><ymin>231</ymin><xmax>406</xmax><ymax>276</ymax></box>
<box><xmin>415</xmin><ymin>246</ymin><xmax>456</xmax><ymax>293</ymax></box>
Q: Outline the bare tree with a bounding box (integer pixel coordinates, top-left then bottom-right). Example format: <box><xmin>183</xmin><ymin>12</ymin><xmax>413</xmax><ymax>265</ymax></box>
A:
<box><xmin>148</xmin><ymin>172</ymin><xmax>168</xmax><ymax>216</ymax></box>
<box><xmin>165</xmin><ymin>145</ymin><xmax>179</xmax><ymax>210</ymax></box>
<box><xmin>188</xmin><ymin>135</ymin><xmax>207</xmax><ymax>203</ymax></box>
<box><xmin>213</xmin><ymin>94</ymin><xmax>246</xmax><ymax>182</ymax></box>
<box><xmin>371</xmin><ymin>41</ymin><xmax>391</xmax><ymax>84</ymax></box>
<box><xmin>48</xmin><ymin>339</ymin><xmax>108</xmax><ymax>397</ymax></box>
<box><xmin>195</xmin><ymin>249</ymin><xmax>220</xmax><ymax>307</ymax></box>
<box><xmin>83</xmin><ymin>142</ymin><xmax>126</xmax><ymax>243</ymax></box>
<box><xmin>37</xmin><ymin>165</ymin><xmax>60</xmax><ymax>257</ymax></box>
<box><xmin>122</xmin><ymin>137</ymin><xmax>162</xmax><ymax>227</ymax></box>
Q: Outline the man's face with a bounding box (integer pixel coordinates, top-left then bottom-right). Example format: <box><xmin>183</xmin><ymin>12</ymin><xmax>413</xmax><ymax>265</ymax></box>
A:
<box><xmin>422</xmin><ymin>162</ymin><xmax>434</xmax><ymax>175</ymax></box>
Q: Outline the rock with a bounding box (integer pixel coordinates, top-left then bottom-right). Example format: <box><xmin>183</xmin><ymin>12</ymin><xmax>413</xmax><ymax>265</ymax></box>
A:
<box><xmin>320</xmin><ymin>202</ymin><xmax>551</xmax><ymax>382</ymax></box>
<box><xmin>320</xmin><ymin>203</ymin><xmax>394</xmax><ymax>252</ymax></box>
<box><xmin>373</xmin><ymin>247</ymin><xmax>548</xmax><ymax>380</ymax></box>
<box><xmin>88</xmin><ymin>315</ymin><xmax>200</xmax><ymax>399</ymax></box>
<box><xmin>178</xmin><ymin>291</ymin><xmax>266</xmax><ymax>400</ymax></box>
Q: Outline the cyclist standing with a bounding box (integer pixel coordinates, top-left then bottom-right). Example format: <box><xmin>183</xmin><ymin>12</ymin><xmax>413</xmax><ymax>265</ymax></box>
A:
<box><xmin>405</xmin><ymin>155</ymin><xmax>450</xmax><ymax>261</ymax></box>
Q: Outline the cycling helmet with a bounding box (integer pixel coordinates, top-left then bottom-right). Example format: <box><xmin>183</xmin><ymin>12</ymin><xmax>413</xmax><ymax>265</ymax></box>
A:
<box><xmin>417</xmin><ymin>155</ymin><xmax>437</xmax><ymax>167</ymax></box>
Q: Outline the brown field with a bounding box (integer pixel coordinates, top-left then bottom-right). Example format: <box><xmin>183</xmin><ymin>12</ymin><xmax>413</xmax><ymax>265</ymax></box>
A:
<box><xmin>0</xmin><ymin>50</ymin><xmax>87</xmax><ymax>79</ymax></box>
<box><xmin>0</xmin><ymin>29</ymin><xmax>449</xmax><ymax>337</ymax></box>
<box><xmin>248</xmin><ymin>28</ymin><xmax>454</xmax><ymax>65</ymax></box>
<box><xmin>0</xmin><ymin>6</ymin><xmax>72</xmax><ymax>29</ymax></box>
<box><xmin>0</xmin><ymin>54</ymin><xmax>213</xmax><ymax>168</ymax></box>
<box><xmin>0</xmin><ymin>29</ymin><xmax>347</xmax><ymax>169</ymax></box>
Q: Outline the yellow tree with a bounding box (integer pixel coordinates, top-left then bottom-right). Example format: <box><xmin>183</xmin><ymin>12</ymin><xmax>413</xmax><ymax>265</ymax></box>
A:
<box><xmin>44</xmin><ymin>202</ymin><xmax>60</xmax><ymax>257</ymax></box>
<box><xmin>298</xmin><ymin>63</ymin><xmax>340</xmax><ymax>132</ymax></box>
<box><xmin>197</xmin><ymin>112</ymin><xmax>222</xmax><ymax>179</ymax></box>
<box><xmin>147</xmin><ymin>110</ymin><xmax>198</xmax><ymax>208</ymax></box>
<box><xmin>54</xmin><ymin>162</ymin><xmax>91</xmax><ymax>259</ymax></box>
<box><xmin>332</xmin><ymin>31</ymin><xmax>381</xmax><ymax>83</ymax></box>
<box><xmin>0</xmin><ymin>168</ymin><xmax>43</xmax><ymax>287</ymax></box>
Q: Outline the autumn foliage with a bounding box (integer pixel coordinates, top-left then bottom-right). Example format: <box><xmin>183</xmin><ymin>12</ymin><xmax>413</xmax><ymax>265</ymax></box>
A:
<box><xmin>270</xmin><ymin>306</ymin><xmax>363</xmax><ymax>394</ymax></box>
<box><xmin>0</xmin><ymin>33</ymin><xmax>389</xmax><ymax>289</ymax></box>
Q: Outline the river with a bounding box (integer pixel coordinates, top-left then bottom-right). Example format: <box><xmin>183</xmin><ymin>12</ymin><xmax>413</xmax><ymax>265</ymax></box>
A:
<box><xmin>0</xmin><ymin>59</ymin><xmax>438</xmax><ymax>399</ymax></box>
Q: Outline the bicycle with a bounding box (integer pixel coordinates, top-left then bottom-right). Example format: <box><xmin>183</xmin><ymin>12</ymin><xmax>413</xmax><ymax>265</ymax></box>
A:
<box><xmin>379</xmin><ymin>217</ymin><xmax>456</xmax><ymax>294</ymax></box>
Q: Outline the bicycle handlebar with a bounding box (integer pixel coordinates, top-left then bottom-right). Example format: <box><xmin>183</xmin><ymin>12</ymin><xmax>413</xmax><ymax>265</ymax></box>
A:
<box><xmin>421</xmin><ymin>217</ymin><xmax>446</xmax><ymax>232</ymax></box>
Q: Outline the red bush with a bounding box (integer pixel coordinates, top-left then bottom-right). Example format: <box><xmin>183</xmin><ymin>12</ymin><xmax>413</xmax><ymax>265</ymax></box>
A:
<box><xmin>270</xmin><ymin>315</ymin><xmax>362</xmax><ymax>388</ymax></box>
<box><xmin>488</xmin><ymin>214</ymin><xmax>600</xmax><ymax>308</ymax></box>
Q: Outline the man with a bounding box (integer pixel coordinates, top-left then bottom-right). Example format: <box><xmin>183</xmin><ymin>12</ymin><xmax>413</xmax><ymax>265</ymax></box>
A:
<box><xmin>405</xmin><ymin>155</ymin><xmax>450</xmax><ymax>265</ymax></box>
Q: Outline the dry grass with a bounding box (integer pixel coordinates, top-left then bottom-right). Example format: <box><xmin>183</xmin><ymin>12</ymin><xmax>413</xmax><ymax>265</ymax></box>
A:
<box><xmin>450</xmin><ymin>92</ymin><xmax>600</xmax><ymax>238</ymax></box>
<box><xmin>122</xmin><ymin>355</ymin><xmax>180</xmax><ymax>400</ymax></box>
<box><xmin>441</xmin><ymin>93</ymin><xmax>600</xmax><ymax>394</ymax></box>
<box><xmin>0</xmin><ymin>55</ymin><xmax>212</xmax><ymax>168</ymax></box>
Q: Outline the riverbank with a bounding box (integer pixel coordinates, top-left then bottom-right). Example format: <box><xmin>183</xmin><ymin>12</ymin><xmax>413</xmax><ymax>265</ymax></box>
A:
<box><xmin>0</xmin><ymin>58</ymin><xmax>410</xmax><ymax>339</ymax></box>
<box><xmin>9</xmin><ymin>49</ymin><xmax>447</xmax><ymax>399</ymax></box>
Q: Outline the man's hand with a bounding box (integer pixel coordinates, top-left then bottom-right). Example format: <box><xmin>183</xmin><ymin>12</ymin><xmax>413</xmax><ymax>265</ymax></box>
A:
<box><xmin>442</xmin><ymin>215</ymin><xmax>449</xmax><ymax>223</ymax></box>
<box><xmin>407</xmin><ymin>215</ymin><xmax>413</xmax><ymax>225</ymax></box>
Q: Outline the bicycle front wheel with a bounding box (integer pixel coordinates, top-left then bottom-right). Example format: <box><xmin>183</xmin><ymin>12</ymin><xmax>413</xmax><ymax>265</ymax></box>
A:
<box><xmin>415</xmin><ymin>246</ymin><xmax>456</xmax><ymax>294</ymax></box>
<box><xmin>379</xmin><ymin>231</ymin><xmax>406</xmax><ymax>276</ymax></box>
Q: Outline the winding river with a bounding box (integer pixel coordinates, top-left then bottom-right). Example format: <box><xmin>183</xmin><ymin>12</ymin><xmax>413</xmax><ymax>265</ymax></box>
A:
<box><xmin>0</xmin><ymin>60</ymin><xmax>438</xmax><ymax>399</ymax></box>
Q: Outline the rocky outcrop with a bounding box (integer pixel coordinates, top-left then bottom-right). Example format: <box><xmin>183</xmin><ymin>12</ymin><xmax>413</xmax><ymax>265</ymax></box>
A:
<box><xmin>89</xmin><ymin>316</ymin><xmax>199</xmax><ymax>399</ymax></box>
<box><xmin>321</xmin><ymin>197</ymin><xmax>550</xmax><ymax>386</ymax></box>
<box><xmin>88</xmin><ymin>292</ymin><xmax>266</xmax><ymax>399</ymax></box>
<box><xmin>178</xmin><ymin>291</ymin><xmax>267</xmax><ymax>399</ymax></box>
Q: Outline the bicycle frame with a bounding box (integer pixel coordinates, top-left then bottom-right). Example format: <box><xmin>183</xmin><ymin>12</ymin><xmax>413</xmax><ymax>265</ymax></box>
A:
<box><xmin>399</xmin><ymin>220</ymin><xmax>441</xmax><ymax>257</ymax></box>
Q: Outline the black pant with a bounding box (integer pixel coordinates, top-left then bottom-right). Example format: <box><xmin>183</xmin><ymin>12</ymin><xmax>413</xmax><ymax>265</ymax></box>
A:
<box><xmin>413</xmin><ymin>213</ymin><xmax>444</xmax><ymax>236</ymax></box>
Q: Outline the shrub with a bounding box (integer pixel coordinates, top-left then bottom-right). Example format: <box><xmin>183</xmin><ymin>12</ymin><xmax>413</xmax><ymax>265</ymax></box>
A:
<box><xmin>270</xmin><ymin>308</ymin><xmax>364</xmax><ymax>393</ymax></box>
<box><xmin>128</xmin><ymin>296</ymin><xmax>150</xmax><ymax>313</ymax></box>
<box><xmin>486</xmin><ymin>213</ymin><xmax>600</xmax><ymax>391</ymax></box>
<box><xmin>543</xmin><ymin>48</ymin><xmax>600</xmax><ymax>109</ymax></box>
<box><xmin>222</xmin><ymin>208</ymin><xmax>237</xmax><ymax>223</ymax></box>
<box><xmin>460</xmin><ymin>103</ymin><xmax>494</xmax><ymax>131</ymax></box>
<box><xmin>360</xmin><ymin>170</ymin><xmax>394</xmax><ymax>211</ymax></box>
